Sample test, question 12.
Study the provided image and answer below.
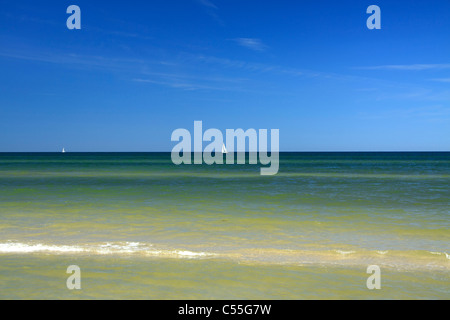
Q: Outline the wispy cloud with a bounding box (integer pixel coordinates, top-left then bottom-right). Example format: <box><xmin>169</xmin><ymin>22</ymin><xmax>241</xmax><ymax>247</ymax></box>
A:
<box><xmin>0</xmin><ymin>45</ymin><xmax>253</xmax><ymax>92</ymax></box>
<box><xmin>133</xmin><ymin>71</ymin><xmax>249</xmax><ymax>91</ymax></box>
<box><xmin>196</xmin><ymin>0</ymin><xmax>218</xmax><ymax>9</ymax></box>
<box><xmin>189</xmin><ymin>54</ymin><xmax>361</xmax><ymax>81</ymax></box>
<box><xmin>4</xmin><ymin>44</ymin><xmax>446</xmax><ymax>98</ymax></box>
<box><xmin>358</xmin><ymin>105</ymin><xmax>450</xmax><ymax>122</ymax></box>
<box><xmin>84</xmin><ymin>25</ymin><xmax>154</xmax><ymax>41</ymax></box>
<box><xmin>133</xmin><ymin>78</ymin><xmax>242</xmax><ymax>91</ymax></box>
<box><xmin>133</xmin><ymin>78</ymin><xmax>208</xmax><ymax>90</ymax></box>
<box><xmin>233</xmin><ymin>38</ymin><xmax>267</xmax><ymax>51</ymax></box>
<box><xmin>194</xmin><ymin>0</ymin><xmax>223</xmax><ymax>25</ymax></box>
<box><xmin>358</xmin><ymin>63</ymin><xmax>450</xmax><ymax>71</ymax></box>
<box><xmin>430</xmin><ymin>78</ymin><xmax>450</xmax><ymax>83</ymax></box>
<box><xmin>0</xmin><ymin>49</ymin><xmax>150</xmax><ymax>71</ymax></box>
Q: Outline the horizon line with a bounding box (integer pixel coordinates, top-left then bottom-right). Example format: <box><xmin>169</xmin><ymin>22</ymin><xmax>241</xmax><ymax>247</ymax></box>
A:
<box><xmin>0</xmin><ymin>151</ymin><xmax>449</xmax><ymax>153</ymax></box>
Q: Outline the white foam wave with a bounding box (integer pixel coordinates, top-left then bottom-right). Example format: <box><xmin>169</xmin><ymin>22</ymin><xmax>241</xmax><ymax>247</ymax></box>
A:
<box><xmin>0</xmin><ymin>242</ymin><xmax>215</xmax><ymax>259</ymax></box>
<box><xmin>0</xmin><ymin>243</ymin><xmax>86</xmax><ymax>253</ymax></box>
<box><xmin>335</xmin><ymin>250</ymin><xmax>356</xmax><ymax>255</ymax></box>
<box><xmin>429</xmin><ymin>251</ymin><xmax>450</xmax><ymax>259</ymax></box>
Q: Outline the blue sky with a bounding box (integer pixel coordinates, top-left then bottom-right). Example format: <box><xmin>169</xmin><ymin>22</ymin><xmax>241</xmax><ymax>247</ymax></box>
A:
<box><xmin>0</xmin><ymin>0</ymin><xmax>449</xmax><ymax>151</ymax></box>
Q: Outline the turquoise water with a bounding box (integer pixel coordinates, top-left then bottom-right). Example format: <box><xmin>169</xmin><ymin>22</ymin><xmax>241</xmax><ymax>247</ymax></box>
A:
<box><xmin>0</xmin><ymin>152</ymin><xmax>449</xmax><ymax>299</ymax></box>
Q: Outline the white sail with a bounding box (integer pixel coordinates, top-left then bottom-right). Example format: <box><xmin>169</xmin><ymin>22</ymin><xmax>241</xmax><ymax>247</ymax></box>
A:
<box><xmin>62</xmin><ymin>148</ymin><xmax>66</xmax><ymax>153</ymax></box>
<box><xmin>221</xmin><ymin>144</ymin><xmax>228</xmax><ymax>154</ymax></box>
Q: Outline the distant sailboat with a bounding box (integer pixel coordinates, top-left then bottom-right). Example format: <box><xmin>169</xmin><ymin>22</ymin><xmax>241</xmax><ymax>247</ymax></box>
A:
<box><xmin>62</xmin><ymin>148</ymin><xmax>66</xmax><ymax>153</ymax></box>
<box><xmin>221</xmin><ymin>144</ymin><xmax>228</xmax><ymax>154</ymax></box>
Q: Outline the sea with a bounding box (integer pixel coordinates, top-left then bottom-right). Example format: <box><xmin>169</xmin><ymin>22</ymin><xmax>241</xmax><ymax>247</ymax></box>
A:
<box><xmin>0</xmin><ymin>152</ymin><xmax>448</xmax><ymax>299</ymax></box>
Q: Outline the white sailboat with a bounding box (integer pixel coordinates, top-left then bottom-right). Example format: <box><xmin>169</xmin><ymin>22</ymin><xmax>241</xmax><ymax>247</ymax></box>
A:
<box><xmin>221</xmin><ymin>144</ymin><xmax>228</xmax><ymax>154</ymax></box>
<box><xmin>62</xmin><ymin>148</ymin><xmax>66</xmax><ymax>153</ymax></box>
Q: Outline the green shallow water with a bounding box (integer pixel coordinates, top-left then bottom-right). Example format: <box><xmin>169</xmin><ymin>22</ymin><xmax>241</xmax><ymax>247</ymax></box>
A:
<box><xmin>0</xmin><ymin>152</ymin><xmax>449</xmax><ymax>299</ymax></box>
<box><xmin>0</xmin><ymin>254</ymin><xmax>448</xmax><ymax>300</ymax></box>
